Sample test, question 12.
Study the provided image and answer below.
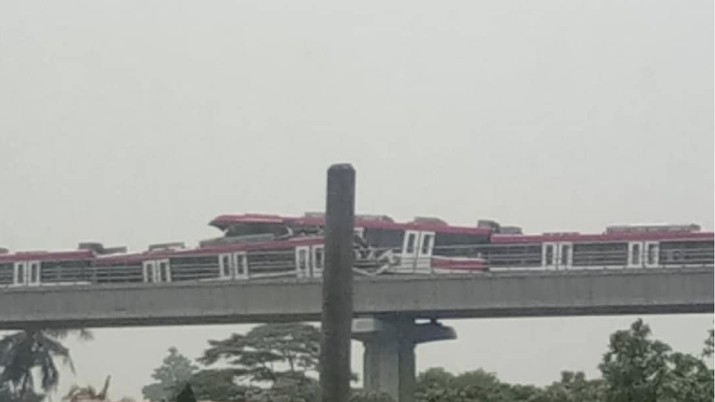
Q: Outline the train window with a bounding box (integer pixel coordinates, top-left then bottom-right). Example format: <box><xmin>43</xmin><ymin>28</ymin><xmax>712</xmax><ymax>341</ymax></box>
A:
<box><xmin>298</xmin><ymin>248</ymin><xmax>308</xmax><ymax>270</ymax></box>
<box><xmin>236</xmin><ymin>254</ymin><xmax>246</xmax><ymax>275</ymax></box>
<box><xmin>364</xmin><ymin>228</ymin><xmax>404</xmax><ymax>249</ymax></box>
<box><xmin>545</xmin><ymin>245</ymin><xmax>554</xmax><ymax>265</ymax></box>
<box><xmin>421</xmin><ymin>234</ymin><xmax>433</xmax><ymax>254</ymax></box>
<box><xmin>560</xmin><ymin>245</ymin><xmax>570</xmax><ymax>266</ymax></box>
<box><xmin>631</xmin><ymin>243</ymin><xmax>641</xmax><ymax>265</ymax></box>
<box><xmin>159</xmin><ymin>261</ymin><xmax>170</xmax><ymax>282</ymax></box>
<box><xmin>647</xmin><ymin>244</ymin><xmax>657</xmax><ymax>265</ymax></box>
<box><xmin>406</xmin><ymin>233</ymin><xmax>416</xmax><ymax>254</ymax></box>
<box><xmin>29</xmin><ymin>262</ymin><xmax>40</xmax><ymax>284</ymax></box>
<box><xmin>15</xmin><ymin>263</ymin><xmax>24</xmax><ymax>284</ymax></box>
<box><xmin>220</xmin><ymin>255</ymin><xmax>231</xmax><ymax>277</ymax></box>
<box><xmin>314</xmin><ymin>247</ymin><xmax>324</xmax><ymax>269</ymax></box>
<box><xmin>146</xmin><ymin>267</ymin><xmax>154</xmax><ymax>283</ymax></box>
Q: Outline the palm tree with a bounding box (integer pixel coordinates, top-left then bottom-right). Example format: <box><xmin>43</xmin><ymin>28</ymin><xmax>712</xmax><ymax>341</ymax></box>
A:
<box><xmin>0</xmin><ymin>383</ymin><xmax>43</xmax><ymax>402</ymax></box>
<box><xmin>0</xmin><ymin>328</ymin><xmax>93</xmax><ymax>399</ymax></box>
<box><xmin>63</xmin><ymin>375</ymin><xmax>111</xmax><ymax>402</ymax></box>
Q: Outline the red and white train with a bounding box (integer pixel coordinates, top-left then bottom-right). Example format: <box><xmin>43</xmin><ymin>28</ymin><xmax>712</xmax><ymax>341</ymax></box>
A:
<box><xmin>0</xmin><ymin>214</ymin><xmax>712</xmax><ymax>287</ymax></box>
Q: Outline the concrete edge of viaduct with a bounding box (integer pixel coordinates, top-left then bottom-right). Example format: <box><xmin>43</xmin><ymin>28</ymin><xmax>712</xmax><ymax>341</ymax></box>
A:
<box><xmin>1</xmin><ymin>268</ymin><xmax>711</xmax><ymax>329</ymax></box>
<box><xmin>2</xmin><ymin>268</ymin><xmax>712</xmax><ymax>402</ymax></box>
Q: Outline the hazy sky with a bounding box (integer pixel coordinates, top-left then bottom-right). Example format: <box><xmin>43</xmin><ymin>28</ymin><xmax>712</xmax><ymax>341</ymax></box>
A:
<box><xmin>0</xmin><ymin>0</ymin><xmax>712</xmax><ymax>400</ymax></box>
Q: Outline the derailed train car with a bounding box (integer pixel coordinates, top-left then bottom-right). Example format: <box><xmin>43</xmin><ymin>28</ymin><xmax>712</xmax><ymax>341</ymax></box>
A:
<box><xmin>0</xmin><ymin>214</ymin><xmax>712</xmax><ymax>287</ymax></box>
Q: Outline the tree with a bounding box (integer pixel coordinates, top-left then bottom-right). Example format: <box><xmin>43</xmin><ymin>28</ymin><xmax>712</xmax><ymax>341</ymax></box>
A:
<box><xmin>197</xmin><ymin>323</ymin><xmax>321</xmax><ymax>402</ymax></box>
<box><xmin>349</xmin><ymin>390</ymin><xmax>395</xmax><ymax>402</ymax></box>
<box><xmin>538</xmin><ymin>371</ymin><xmax>605</xmax><ymax>402</ymax></box>
<box><xmin>63</xmin><ymin>375</ymin><xmax>111</xmax><ymax>402</ymax></box>
<box><xmin>598</xmin><ymin>319</ymin><xmax>672</xmax><ymax>402</ymax></box>
<box><xmin>415</xmin><ymin>367</ymin><xmax>456</xmax><ymax>402</ymax></box>
<box><xmin>703</xmin><ymin>329</ymin><xmax>713</xmax><ymax>359</ymax></box>
<box><xmin>182</xmin><ymin>369</ymin><xmax>255</xmax><ymax>402</ymax></box>
<box><xmin>659</xmin><ymin>351</ymin><xmax>713</xmax><ymax>402</ymax></box>
<box><xmin>176</xmin><ymin>383</ymin><xmax>197</xmax><ymax>402</ymax></box>
<box><xmin>0</xmin><ymin>383</ymin><xmax>43</xmax><ymax>402</ymax></box>
<box><xmin>598</xmin><ymin>319</ymin><xmax>715</xmax><ymax>402</ymax></box>
<box><xmin>142</xmin><ymin>347</ymin><xmax>198</xmax><ymax>402</ymax></box>
<box><xmin>0</xmin><ymin>328</ymin><xmax>92</xmax><ymax>399</ymax></box>
<box><xmin>415</xmin><ymin>367</ymin><xmax>544</xmax><ymax>402</ymax></box>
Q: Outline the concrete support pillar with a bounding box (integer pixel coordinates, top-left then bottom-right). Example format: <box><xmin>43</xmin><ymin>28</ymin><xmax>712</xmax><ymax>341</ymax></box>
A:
<box><xmin>352</xmin><ymin>318</ymin><xmax>456</xmax><ymax>402</ymax></box>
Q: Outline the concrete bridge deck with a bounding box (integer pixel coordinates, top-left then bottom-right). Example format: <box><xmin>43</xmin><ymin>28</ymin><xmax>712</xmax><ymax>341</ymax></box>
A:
<box><xmin>0</xmin><ymin>268</ymin><xmax>711</xmax><ymax>329</ymax></box>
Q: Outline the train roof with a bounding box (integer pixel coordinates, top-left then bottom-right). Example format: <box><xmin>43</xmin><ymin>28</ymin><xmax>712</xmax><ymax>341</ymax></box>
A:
<box><xmin>210</xmin><ymin>214</ymin><xmax>288</xmax><ymax>230</ymax></box>
<box><xmin>211</xmin><ymin>213</ymin><xmax>493</xmax><ymax>236</ymax></box>
<box><xmin>491</xmin><ymin>230</ymin><xmax>714</xmax><ymax>244</ymax></box>
<box><xmin>4</xmin><ymin>216</ymin><xmax>711</xmax><ymax>264</ymax></box>
<box><xmin>93</xmin><ymin>236</ymin><xmax>324</xmax><ymax>265</ymax></box>
<box><xmin>0</xmin><ymin>249</ymin><xmax>94</xmax><ymax>263</ymax></box>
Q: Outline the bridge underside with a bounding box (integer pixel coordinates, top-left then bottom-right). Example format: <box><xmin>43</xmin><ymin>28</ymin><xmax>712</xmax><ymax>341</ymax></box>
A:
<box><xmin>0</xmin><ymin>305</ymin><xmax>710</xmax><ymax>330</ymax></box>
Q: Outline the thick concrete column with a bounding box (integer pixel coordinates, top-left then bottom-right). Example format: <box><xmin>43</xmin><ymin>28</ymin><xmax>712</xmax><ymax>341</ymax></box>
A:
<box><xmin>320</xmin><ymin>164</ymin><xmax>356</xmax><ymax>402</ymax></box>
<box><xmin>352</xmin><ymin>318</ymin><xmax>456</xmax><ymax>402</ymax></box>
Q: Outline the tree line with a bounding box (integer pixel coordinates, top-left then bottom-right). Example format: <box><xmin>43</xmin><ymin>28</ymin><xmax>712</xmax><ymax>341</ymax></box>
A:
<box><xmin>0</xmin><ymin>320</ymin><xmax>712</xmax><ymax>402</ymax></box>
<box><xmin>140</xmin><ymin>320</ymin><xmax>714</xmax><ymax>402</ymax></box>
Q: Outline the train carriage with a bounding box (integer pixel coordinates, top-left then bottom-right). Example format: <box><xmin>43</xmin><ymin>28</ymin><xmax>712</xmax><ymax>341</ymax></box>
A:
<box><xmin>295</xmin><ymin>213</ymin><xmax>492</xmax><ymax>273</ymax></box>
<box><xmin>0</xmin><ymin>247</ymin><xmax>105</xmax><ymax>287</ymax></box>
<box><xmin>94</xmin><ymin>236</ymin><xmax>328</xmax><ymax>284</ymax></box>
<box><xmin>1</xmin><ymin>215</ymin><xmax>712</xmax><ymax>287</ymax></box>
<box><xmin>489</xmin><ymin>224</ymin><xmax>714</xmax><ymax>271</ymax></box>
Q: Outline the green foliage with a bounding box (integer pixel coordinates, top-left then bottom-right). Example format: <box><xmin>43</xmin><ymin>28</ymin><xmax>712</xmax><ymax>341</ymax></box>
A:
<box><xmin>63</xmin><ymin>375</ymin><xmax>111</xmax><ymax>402</ymax></box>
<box><xmin>175</xmin><ymin>383</ymin><xmax>197</xmax><ymax>402</ymax></box>
<box><xmin>415</xmin><ymin>367</ymin><xmax>543</xmax><ymax>402</ymax></box>
<box><xmin>598</xmin><ymin>319</ymin><xmax>714</xmax><ymax>402</ymax></box>
<box><xmin>538</xmin><ymin>371</ymin><xmax>605</xmax><ymax>402</ymax></box>
<box><xmin>142</xmin><ymin>347</ymin><xmax>199</xmax><ymax>402</ymax></box>
<box><xmin>0</xmin><ymin>383</ymin><xmax>43</xmax><ymax>402</ymax></box>
<box><xmin>599</xmin><ymin>319</ymin><xmax>672</xmax><ymax>402</ymax></box>
<box><xmin>659</xmin><ymin>352</ymin><xmax>714</xmax><ymax>402</ymax></box>
<box><xmin>349</xmin><ymin>390</ymin><xmax>395</xmax><ymax>402</ymax></box>
<box><xmin>197</xmin><ymin>323</ymin><xmax>321</xmax><ymax>402</ymax></box>
<box><xmin>262</xmin><ymin>375</ymin><xmax>318</xmax><ymax>402</ymax></box>
<box><xmin>413</xmin><ymin>320</ymin><xmax>713</xmax><ymax>402</ymax></box>
<box><xmin>0</xmin><ymin>329</ymin><xmax>90</xmax><ymax>399</ymax></box>
<box><xmin>184</xmin><ymin>369</ymin><xmax>256</xmax><ymax>402</ymax></box>
<box><xmin>704</xmin><ymin>329</ymin><xmax>714</xmax><ymax>359</ymax></box>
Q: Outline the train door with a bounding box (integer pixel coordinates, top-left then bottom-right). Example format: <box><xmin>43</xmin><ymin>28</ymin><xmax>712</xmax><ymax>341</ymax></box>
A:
<box><xmin>143</xmin><ymin>260</ymin><xmax>171</xmax><ymax>283</ymax></box>
<box><xmin>311</xmin><ymin>245</ymin><xmax>324</xmax><ymax>278</ymax></box>
<box><xmin>157</xmin><ymin>259</ymin><xmax>171</xmax><ymax>282</ymax></box>
<box><xmin>542</xmin><ymin>243</ymin><xmax>557</xmax><ymax>270</ymax></box>
<box><xmin>558</xmin><ymin>242</ymin><xmax>573</xmax><ymax>270</ymax></box>
<box><xmin>234</xmin><ymin>252</ymin><xmax>249</xmax><ymax>280</ymax></box>
<box><xmin>401</xmin><ymin>230</ymin><xmax>420</xmax><ymax>272</ymax></box>
<box><xmin>12</xmin><ymin>261</ymin><xmax>39</xmax><ymax>286</ymax></box>
<box><xmin>417</xmin><ymin>231</ymin><xmax>435</xmax><ymax>272</ymax></box>
<box><xmin>12</xmin><ymin>261</ymin><xmax>41</xmax><ymax>286</ymax></box>
<box><xmin>627</xmin><ymin>242</ymin><xmax>643</xmax><ymax>268</ymax></box>
<box><xmin>28</xmin><ymin>261</ymin><xmax>40</xmax><ymax>286</ymax></box>
<box><xmin>644</xmin><ymin>241</ymin><xmax>659</xmax><ymax>268</ymax></box>
<box><xmin>143</xmin><ymin>261</ymin><xmax>156</xmax><ymax>282</ymax></box>
<box><xmin>12</xmin><ymin>262</ymin><xmax>25</xmax><ymax>286</ymax></box>
<box><xmin>295</xmin><ymin>246</ymin><xmax>310</xmax><ymax>278</ymax></box>
<box><xmin>219</xmin><ymin>253</ymin><xmax>233</xmax><ymax>280</ymax></box>
<box><xmin>401</xmin><ymin>230</ymin><xmax>434</xmax><ymax>273</ymax></box>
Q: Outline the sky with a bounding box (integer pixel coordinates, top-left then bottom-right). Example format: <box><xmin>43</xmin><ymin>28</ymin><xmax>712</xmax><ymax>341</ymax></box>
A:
<box><xmin>0</xmin><ymin>0</ymin><xmax>712</xmax><ymax>400</ymax></box>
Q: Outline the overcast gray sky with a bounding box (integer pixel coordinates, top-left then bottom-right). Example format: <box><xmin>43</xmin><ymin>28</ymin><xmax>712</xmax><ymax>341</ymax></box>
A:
<box><xmin>0</xmin><ymin>0</ymin><xmax>712</xmax><ymax>400</ymax></box>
